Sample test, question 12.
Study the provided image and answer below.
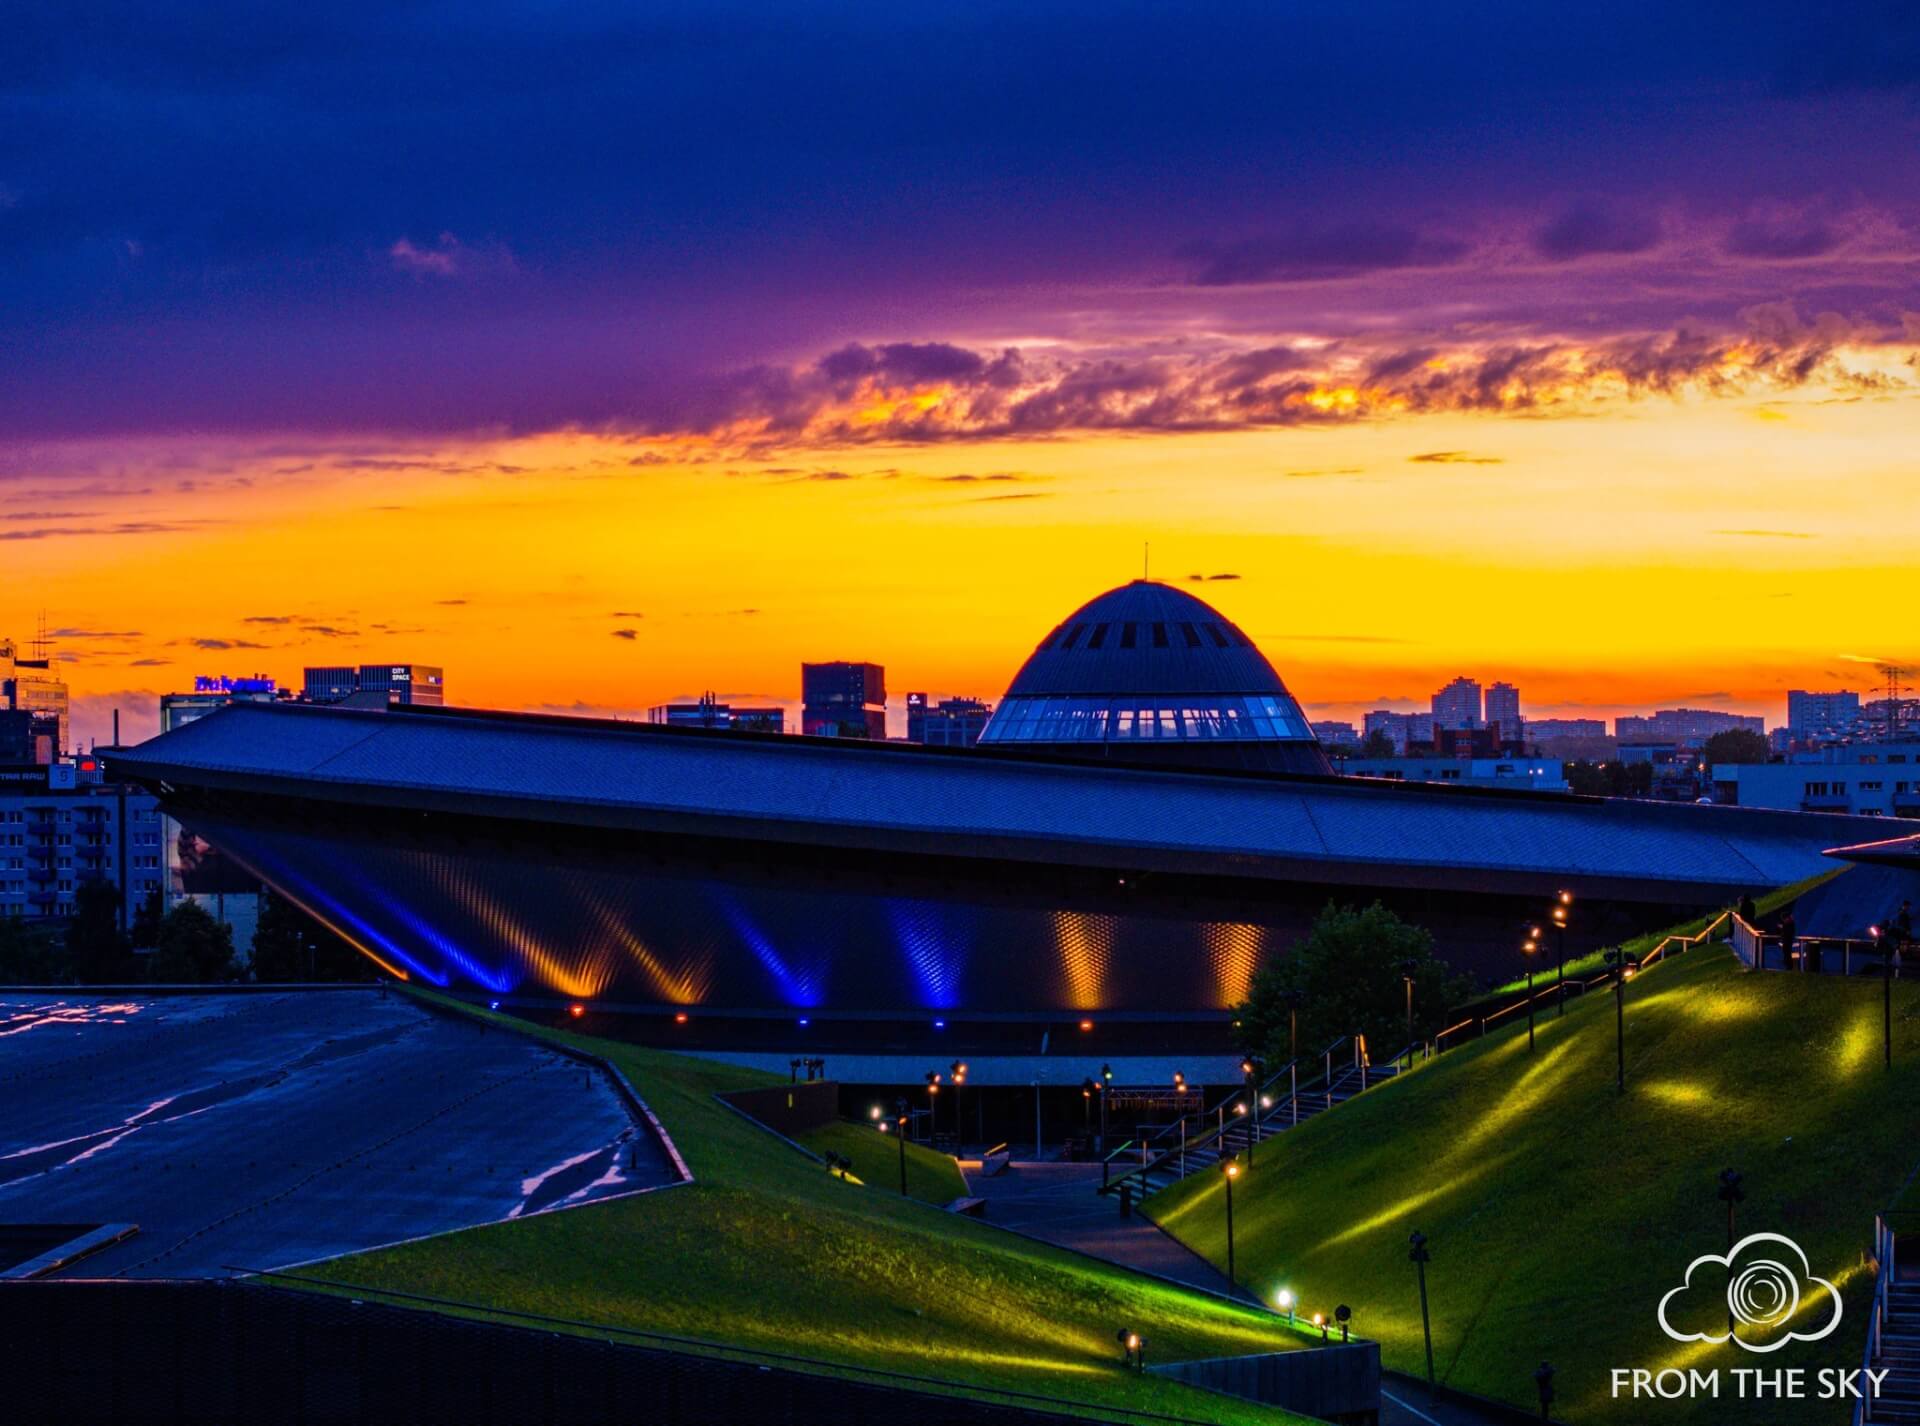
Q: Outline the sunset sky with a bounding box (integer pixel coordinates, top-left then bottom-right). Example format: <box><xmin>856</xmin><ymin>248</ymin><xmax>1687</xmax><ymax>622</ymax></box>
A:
<box><xmin>7</xmin><ymin>3</ymin><xmax>1920</xmax><ymax>747</ymax></box>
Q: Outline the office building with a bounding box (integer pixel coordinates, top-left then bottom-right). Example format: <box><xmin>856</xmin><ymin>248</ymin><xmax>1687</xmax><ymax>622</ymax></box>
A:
<box><xmin>303</xmin><ymin>664</ymin><xmax>445</xmax><ymax>707</ymax></box>
<box><xmin>2</xmin><ymin>638</ymin><xmax>70</xmax><ymax>754</ymax></box>
<box><xmin>801</xmin><ymin>661</ymin><xmax>886</xmax><ymax>739</ymax></box>
<box><xmin>1615</xmin><ymin>709</ymin><xmax>1764</xmax><ymax>743</ymax></box>
<box><xmin>1786</xmin><ymin>690</ymin><xmax>1861</xmax><ymax>738</ymax></box>
<box><xmin>1431</xmin><ymin>677</ymin><xmax>1482</xmax><ymax>731</ymax></box>
<box><xmin>648</xmin><ymin>698</ymin><xmax>785</xmax><ymax>733</ymax></box>
<box><xmin>906</xmin><ymin>694</ymin><xmax>992</xmax><ymax>748</ymax></box>
<box><xmin>357</xmin><ymin>664</ymin><xmax>445</xmax><ymax>706</ymax></box>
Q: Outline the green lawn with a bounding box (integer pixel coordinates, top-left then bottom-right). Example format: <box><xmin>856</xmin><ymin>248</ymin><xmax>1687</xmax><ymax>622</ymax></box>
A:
<box><xmin>798</xmin><ymin>1119</ymin><xmax>970</xmax><ymax>1205</ymax></box>
<box><xmin>1148</xmin><ymin>945</ymin><xmax>1920</xmax><ymax>1425</ymax></box>
<box><xmin>285</xmin><ymin>992</ymin><xmax>1312</xmax><ymax>1425</ymax></box>
<box><xmin>1486</xmin><ymin>872</ymin><xmax>1839</xmax><ymax>995</ymax></box>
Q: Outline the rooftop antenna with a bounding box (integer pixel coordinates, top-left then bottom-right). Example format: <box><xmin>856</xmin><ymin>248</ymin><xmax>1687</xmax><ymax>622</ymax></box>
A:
<box><xmin>1143</xmin><ymin>542</ymin><xmax>1150</xmax><ymax>581</ymax></box>
<box><xmin>33</xmin><ymin>608</ymin><xmax>49</xmax><ymax>662</ymax></box>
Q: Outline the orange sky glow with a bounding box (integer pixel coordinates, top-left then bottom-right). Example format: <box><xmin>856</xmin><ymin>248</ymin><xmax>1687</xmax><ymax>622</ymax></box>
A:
<box><xmin>9</xmin><ymin>349</ymin><xmax>1918</xmax><ymax>750</ymax></box>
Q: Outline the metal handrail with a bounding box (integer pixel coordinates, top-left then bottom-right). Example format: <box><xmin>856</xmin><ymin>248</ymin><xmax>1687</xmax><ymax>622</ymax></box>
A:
<box><xmin>1096</xmin><ymin>1036</ymin><xmax>1357</xmax><ymax>1198</ymax></box>
<box><xmin>1857</xmin><ymin>1213</ymin><xmax>1894</xmax><ymax>1426</ymax></box>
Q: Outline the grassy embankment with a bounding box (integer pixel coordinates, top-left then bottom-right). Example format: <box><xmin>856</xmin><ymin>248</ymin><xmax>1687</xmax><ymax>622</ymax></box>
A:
<box><xmin>1148</xmin><ymin>943</ymin><xmax>1920</xmax><ymax>1424</ymax></box>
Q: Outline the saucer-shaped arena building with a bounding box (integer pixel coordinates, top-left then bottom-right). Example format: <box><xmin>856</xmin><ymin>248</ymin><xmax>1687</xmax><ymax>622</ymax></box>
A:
<box><xmin>110</xmin><ymin>581</ymin><xmax>1885</xmax><ymax>1041</ymax></box>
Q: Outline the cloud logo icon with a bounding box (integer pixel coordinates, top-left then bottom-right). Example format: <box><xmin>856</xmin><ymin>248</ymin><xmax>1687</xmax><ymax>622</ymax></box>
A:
<box><xmin>1657</xmin><ymin>1232</ymin><xmax>1841</xmax><ymax>1354</ymax></box>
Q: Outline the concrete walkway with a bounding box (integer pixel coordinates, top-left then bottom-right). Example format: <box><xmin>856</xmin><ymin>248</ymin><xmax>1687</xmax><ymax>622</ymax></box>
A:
<box><xmin>959</xmin><ymin>1160</ymin><xmax>1249</xmax><ymax>1300</ymax></box>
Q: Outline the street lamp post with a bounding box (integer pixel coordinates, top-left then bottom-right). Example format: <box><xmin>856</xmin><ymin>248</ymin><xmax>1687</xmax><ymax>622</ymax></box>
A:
<box><xmin>1605</xmin><ymin>948</ymin><xmax>1637</xmax><ymax>1092</ymax></box>
<box><xmin>1553</xmin><ymin>891</ymin><xmax>1572</xmax><ymax>1016</ymax></box>
<box><xmin>925</xmin><ymin>1070</ymin><xmax>941</xmax><ymax>1142</ymax></box>
<box><xmin>1718</xmin><ymin>1167</ymin><xmax>1745</xmax><ymax>1337</ymax></box>
<box><xmin>1409</xmin><ymin>1230</ymin><xmax>1435</xmax><ymax>1394</ymax></box>
<box><xmin>1222</xmin><ymin>1158</ymin><xmax>1241</xmax><ymax>1288</ymax></box>
<box><xmin>950</xmin><ymin>1061</ymin><xmax>967</xmax><ymax>1151</ymax></box>
<box><xmin>1397</xmin><ymin>957</ymin><xmax>1419</xmax><ymax>1047</ymax></box>
<box><xmin>1534</xmin><ymin>1362</ymin><xmax>1555</xmax><ymax>1422</ymax></box>
<box><xmin>1241</xmin><ymin>1057</ymin><xmax>1262</xmax><ymax>1166</ymax></box>
<box><xmin>1876</xmin><ymin>928</ymin><xmax>1896</xmax><ymax>1069</ymax></box>
<box><xmin>1523</xmin><ymin>934</ymin><xmax>1538</xmax><ymax>1053</ymax></box>
<box><xmin>1099</xmin><ymin>1062</ymin><xmax>1112</xmax><ymax>1155</ymax></box>
<box><xmin>894</xmin><ymin>1096</ymin><xmax>909</xmax><ymax>1195</ymax></box>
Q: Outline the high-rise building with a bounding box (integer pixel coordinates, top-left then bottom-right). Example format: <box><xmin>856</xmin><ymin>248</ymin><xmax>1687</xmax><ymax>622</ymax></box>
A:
<box><xmin>1431</xmin><ymin>677</ymin><xmax>1482</xmax><ymax>731</ymax></box>
<box><xmin>648</xmin><ymin>697</ymin><xmax>785</xmax><ymax>733</ymax></box>
<box><xmin>802</xmin><ymin>662</ymin><xmax>886</xmax><ymax>739</ymax></box>
<box><xmin>1786</xmin><ymin>690</ymin><xmax>1861</xmax><ymax>737</ymax></box>
<box><xmin>2</xmin><ymin>638</ymin><xmax>70</xmax><ymax>754</ymax></box>
<box><xmin>302</xmin><ymin>664</ymin><xmax>444</xmax><ymax>706</ymax></box>
<box><xmin>1484</xmin><ymin>682</ymin><xmax>1521</xmax><ymax>741</ymax></box>
<box><xmin>905</xmin><ymin>693</ymin><xmax>992</xmax><ymax>747</ymax></box>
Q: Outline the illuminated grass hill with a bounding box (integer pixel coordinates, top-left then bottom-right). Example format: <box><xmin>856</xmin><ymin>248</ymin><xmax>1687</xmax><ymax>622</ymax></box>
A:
<box><xmin>1147</xmin><ymin>944</ymin><xmax>1920</xmax><ymax>1424</ymax></box>
<box><xmin>297</xmin><ymin>997</ymin><xmax>1316</xmax><ymax>1426</ymax></box>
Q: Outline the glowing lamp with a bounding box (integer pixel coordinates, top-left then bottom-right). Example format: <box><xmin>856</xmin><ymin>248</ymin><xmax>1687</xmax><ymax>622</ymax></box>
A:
<box><xmin>673</xmin><ymin>1011</ymin><xmax>689</xmax><ymax>1024</ymax></box>
<box><xmin>488</xmin><ymin>1000</ymin><xmax>500</xmax><ymax>1011</ymax></box>
<box><xmin>869</xmin><ymin>1105</ymin><xmax>883</xmax><ymax>1120</ymax></box>
<box><xmin>1224</xmin><ymin>1161</ymin><xmax>1241</xmax><ymax>1179</ymax></box>
<box><xmin>1079</xmin><ymin>1019</ymin><xmax>1094</xmax><ymax>1032</ymax></box>
<box><xmin>1277</xmin><ymin>1289</ymin><xmax>1294</xmax><ymax>1311</ymax></box>
<box><xmin>569</xmin><ymin>1004</ymin><xmax>584</xmax><ymax>1018</ymax></box>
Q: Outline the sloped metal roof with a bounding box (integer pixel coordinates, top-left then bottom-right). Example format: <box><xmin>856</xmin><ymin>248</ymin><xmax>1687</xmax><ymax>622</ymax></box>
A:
<box><xmin>107</xmin><ymin>701</ymin><xmax>1893</xmax><ymax>902</ymax></box>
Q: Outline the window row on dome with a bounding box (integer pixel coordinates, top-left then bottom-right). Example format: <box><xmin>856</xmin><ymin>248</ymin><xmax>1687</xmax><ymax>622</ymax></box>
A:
<box><xmin>1034</xmin><ymin>620</ymin><xmax>1254</xmax><ymax>653</ymax></box>
<box><xmin>979</xmin><ymin>695</ymin><xmax>1313</xmax><ymax>744</ymax></box>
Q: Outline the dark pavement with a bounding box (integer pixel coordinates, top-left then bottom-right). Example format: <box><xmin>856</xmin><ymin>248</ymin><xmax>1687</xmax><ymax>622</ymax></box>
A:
<box><xmin>0</xmin><ymin>991</ymin><xmax>673</xmax><ymax>1277</ymax></box>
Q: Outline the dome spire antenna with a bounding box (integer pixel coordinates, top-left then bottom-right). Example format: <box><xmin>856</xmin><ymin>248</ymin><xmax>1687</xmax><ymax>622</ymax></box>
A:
<box><xmin>1143</xmin><ymin>541</ymin><xmax>1150</xmax><ymax>581</ymax></box>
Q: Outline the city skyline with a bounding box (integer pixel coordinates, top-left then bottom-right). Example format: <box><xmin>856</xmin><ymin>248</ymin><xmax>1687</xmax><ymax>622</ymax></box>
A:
<box><xmin>7</xmin><ymin>6</ymin><xmax>1919</xmax><ymax>747</ymax></box>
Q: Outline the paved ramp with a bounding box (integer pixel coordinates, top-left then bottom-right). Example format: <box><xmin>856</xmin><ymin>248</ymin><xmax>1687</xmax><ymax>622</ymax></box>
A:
<box><xmin>0</xmin><ymin>992</ymin><xmax>675</xmax><ymax>1276</ymax></box>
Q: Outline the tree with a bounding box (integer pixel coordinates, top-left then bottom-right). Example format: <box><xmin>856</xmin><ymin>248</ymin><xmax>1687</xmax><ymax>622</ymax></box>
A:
<box><xmin>1565</xmin><ymin>760</ymin><xmax>1653</xmax><ymax>798</ymax></box>
<box><xmin>1359</xmin><ymin>729</ymin><xmax>1397</xmax><ymax>759</ymax></box>
<box><xmin>129</xmin><ymin>886</ymin><xmax>164</xmax><ymax>950</ymax></box>
<box><xmin>66</xmin><ymin>879</ymin><xmax>130</xmax><ymax>983</ymax></box>
<box><xmin>148</xmin><ymin>901</ymin><xmax>236</xmax><ymax>983</ymax></box>
<box><xmin>250</xmin><ymin>889</ymin><xmax>376</xmax><ymax>982</ymax></box>
<box><xmin>1235</xmin><ymin>902</ymin><xmax>1474</xmax><ymax>1065</ymax></box>
<box><xmin>0</xmin><ymin>915</ymin><xmax>67</xmax><ymax>984</ymax></box>
<box><xmin>1702</xmin><ymin>729</ymin><xmax>1770</xmax><ymax>767</ymax></box>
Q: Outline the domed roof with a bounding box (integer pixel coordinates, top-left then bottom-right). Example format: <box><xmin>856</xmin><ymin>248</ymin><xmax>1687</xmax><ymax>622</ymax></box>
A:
<box><xmin>979</xmin><ymin>581</ymin><xmax>1331</xmax><ymax>776</ymax></box>
<box><xmin>1000</xmin><ymin>580</ymin><xmax>1291</xmax><ymax>699</ymax></box>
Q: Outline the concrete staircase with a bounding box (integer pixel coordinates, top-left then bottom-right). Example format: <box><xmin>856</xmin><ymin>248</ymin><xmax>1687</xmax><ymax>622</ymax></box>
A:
<box><xmin>1100</xmin><ymin>1046</ymin><xmax>1412</xmax><ymax>1200</ymax></box>
<box><xmin>1870</xmin><ymin>1276</ymin><xmax>1920</xmax><ymax>1424</ymax></box>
